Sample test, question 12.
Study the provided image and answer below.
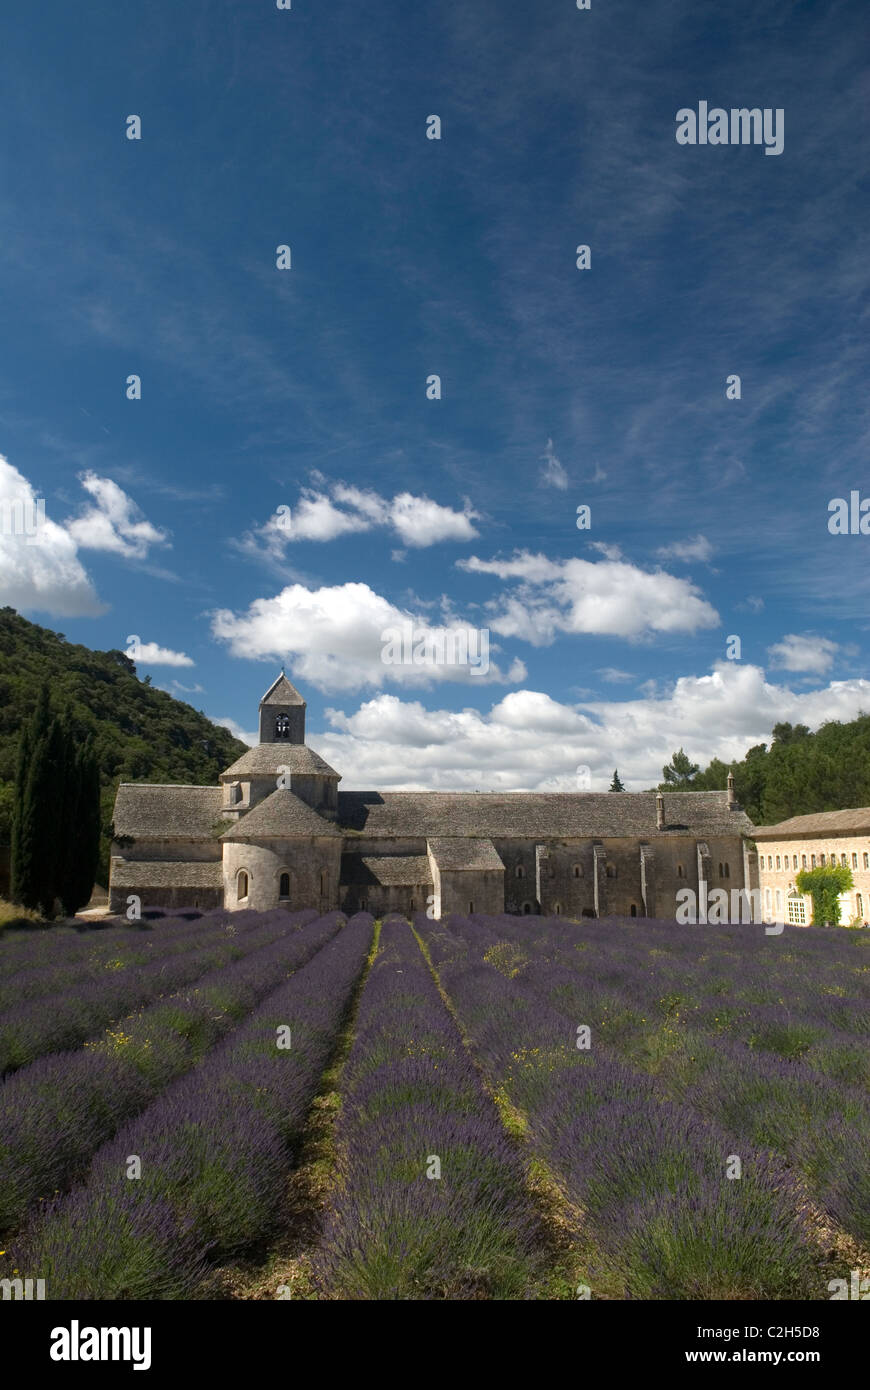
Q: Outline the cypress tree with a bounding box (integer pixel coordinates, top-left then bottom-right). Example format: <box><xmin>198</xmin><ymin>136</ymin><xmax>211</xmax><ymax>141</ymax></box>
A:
<box><xmin>10</xmin><ymin>685</ymin><xmax>51</xmax><ymax>910</ymax></box>
<box><xmin>609</xmin><ymin>769</ymin><xmax>625</xmax><ymax>792</ymax></box>
<box><xmin>61</xmin><ymin>741</ymin><xmax>102</xmax><ymax>915</ymax></box>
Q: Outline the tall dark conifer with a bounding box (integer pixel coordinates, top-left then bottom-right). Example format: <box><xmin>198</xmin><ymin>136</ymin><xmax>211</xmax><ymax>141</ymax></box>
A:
<box><xmin>10</xmin><ymin>685</ymin><xmax>50</xmax><ymax>909</ymax></box>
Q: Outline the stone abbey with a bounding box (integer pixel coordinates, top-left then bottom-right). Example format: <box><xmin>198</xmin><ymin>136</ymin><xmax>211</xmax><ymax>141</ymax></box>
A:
<box><xmin>109</xmin><ymin>673</ymin><xmax>761</xmax><ymax>919</ymax></box>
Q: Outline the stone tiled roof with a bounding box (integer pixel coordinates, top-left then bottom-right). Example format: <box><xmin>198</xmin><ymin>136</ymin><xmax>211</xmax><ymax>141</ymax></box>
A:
<box><xmin>337</xmin><ymin>791</ymin><xmax>753</xmax><ymax>839</ymax></box>
<box><xmin>341</xmin><ymin>853</ymin><xmax>432</xmax><ymax>886</ymax></box>
<box><xmin>260</xmin><ymin>673</ymin><xmax>306</xmax><ymax>707</ymax></box>
<box><xmin>112</xmin><ymin>785</ymin><xmax>225</xmax><ymax>840</ymax></box>
<box><xmin>221</xmin><ymin>789</ymin><xmax>341</xmax><ymax>840</ymax></box>
<box><xmin>427</xmin><ymin>837</ymin><xmax>505</xmax><ymax>871</ymax></box>
<box><xmin>754</xmin><ymin>807</ymin><xmax>870</xmax><ymax>839</ymax></box>
<box><xmin>221</xmin><ymin>744</ymin><xmax>339</xmax><ymax>779</ymax></box>
<box><xmin>109</xmin><ymin>859</ymin><xmax>223</xmax><ymax>888</ymax></box>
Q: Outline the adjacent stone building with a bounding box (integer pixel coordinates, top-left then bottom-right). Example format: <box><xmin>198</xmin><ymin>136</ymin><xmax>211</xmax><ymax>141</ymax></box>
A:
<box><xmin>755</xmin><ymin>807</ymin><xmax>870</xmax><ymax>925</ymax></box>
<box><xmin>109</xmin><ymin>673</ymin><xmax>758</xmax><ymax>919</ymax></box>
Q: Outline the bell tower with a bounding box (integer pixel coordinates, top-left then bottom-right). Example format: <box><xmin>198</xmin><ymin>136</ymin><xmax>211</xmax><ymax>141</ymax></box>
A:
<box><xmin>258</xmin><ymin>672</ymin><xmax>306</xmax><ymax>745</ymax></box>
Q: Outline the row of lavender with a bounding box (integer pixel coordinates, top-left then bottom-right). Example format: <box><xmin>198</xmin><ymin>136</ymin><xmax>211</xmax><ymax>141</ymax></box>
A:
<box><xmin>9</xmin><ymin>914</ymin><xmax>375</xmax><ymax>1299</ymax></box>
<box><xmin>0</xmin><ymin>910</ymin><xmax>340</xmax><ymax>1236</ymax></box>
<box><xmin>0</xmin><ymin>910</ymin><xmax>265</xmax><ymax>1010</ymax></box>
<box><xmin>449</xmin><ymin>913</ymin><xmax>870</xmax><ymax>1248</ymax></box>
<box><xmin>0</xmin><ymin>908</ymin><xmax>321</xmax><ymax>1077</ymax></box>
<box><xmin>422</xmin><ymin>916</ymin><xmax>828</xmax><ymax>1299</ymax></box>
<box><xmin>314</xmin><ymin>918</ymin><xmax>543</xmax><ymax>1299</ymax></box>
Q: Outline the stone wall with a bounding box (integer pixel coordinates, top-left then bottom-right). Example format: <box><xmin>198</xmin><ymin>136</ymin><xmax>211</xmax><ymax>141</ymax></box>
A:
<box><xmin>222</xmin><ymin>836</ymin><xmax>342</xmax><ymax>913</ymax></box>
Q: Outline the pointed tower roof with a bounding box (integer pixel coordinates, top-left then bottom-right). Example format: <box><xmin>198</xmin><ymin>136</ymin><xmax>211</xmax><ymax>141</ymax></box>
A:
<box><xmin>259</xmin><ymin>673</ymin><xmax>305</xmax><ymax>707</ymax></box>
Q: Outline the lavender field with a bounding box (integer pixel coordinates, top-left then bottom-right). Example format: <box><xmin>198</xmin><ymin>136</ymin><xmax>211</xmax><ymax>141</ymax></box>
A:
<box><xmin>1</xmin><ymin>909</ymin><xmax>867</xmax><ymax>1300</ymax></box>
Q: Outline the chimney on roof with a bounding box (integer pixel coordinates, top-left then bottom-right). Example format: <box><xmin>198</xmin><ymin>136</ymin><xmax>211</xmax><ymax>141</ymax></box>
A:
<box><xmin>727</xmin><ymin>771</ymin><xmax>736</xmax><ymax>809</ymax></box>
<box><xmin>655</xmin><ymin>791</ymin><xmax>664</xmax><ymax>830</ymax></box>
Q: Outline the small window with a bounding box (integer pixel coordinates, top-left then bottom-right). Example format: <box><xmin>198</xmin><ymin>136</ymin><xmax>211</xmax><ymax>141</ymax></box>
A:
<box><xmin>864</xmin><ymin>853</ymin><xmax>869</xmax><ymax>869</ymax></box>
<box><xmin>811</xmin><ymin>855</ymin><xmax>816</xmax><ymax>867</ymax></box>
<box><xmin>522</xmin><ymin>901</ymin><xmax>532</xmax><ymax>915</ymax></box>
<box><xmin>554</xmin><ymin>902</ymin><xmax>562</xmax><ymax>915</ymax></box>
<box><xmin>852</xmin><ymin>853</ymin><xmax>858</xmax><ymax>868</ymax></box>
<box><xmin>724</xmin><ymin>862</ymin><xmax>730</xmax><ymax>879</ymax></box>
<box><xmin>279</xmin><ymin>872</ymin><xmax>290</xmax><ymax>898</ymax></box>
<box><xmin>841</xmin><ymin>854</ymin><xmax>848</xmax><ymax>868</ymax></box>
<box><xmin>765</xmin><ymin>887</ymin><xmax>772</xmax><ymax>907</ymax></box>
<box><xmin>516</xmin><ymin>865</ymin><xmax>525</xmax><ymax>879</ymax></box>
<box><xmin>775</xmin><ymin>856</ymin><xmax>781</xmax><ymax>870</ymax></box>
<box><xmin>630</xmin><ymin>903</ymin><xmax>637</xmax><ymax>917</ymax></box>
<box><xmin>855</xmin><ymin>892</ymin><xmax>863</xmax><ymax>918</ymax></box>
<box><xmin>468</xmin><ymin>901</ymin><xmax>474</xmax><ymax>914</ymax></box>
<box><xmin>719</xmin><ymin>862</ymin><xmax>724</xmax><ymax>877</ymax></box>
<box><xmin>768</xmin><ymin>855</ymin><xmax>773</xmax><ymax>869</ymax></box>
<box><xmin>793</xmin><ymin>855</ymin><xmax>799</xmax><ymax>869</ymax></box>
<box><xmin>606</xmin><ymin>864</ymin><xmax>616</xmax><ymax>879</ymax></box>
<box><xmin>359</xmin><ymin>899</ymin><xmax>367</xmax><ymax>913</ymax></box>
<box><xmin>820</xmin><ymin>853</ymin><xmax>826</xmax><ymax>866</ymax></box>
<box><xmin>237</xmin><ymin>870</ymin><xmax>249</xmax><ymax>901</ymax></box>
<box><xmin>320</xmin><ymin>870</ymin><xmax>328</xmax><ymax>895</ymax></box>
<box><xmin>677</xmin><ymin>864</ymin><xmax>685</xmax><ymax>878</ymax></box>
<box><xmin>775</xmin><ymin>888</ymin><xmax>782</xmax><ymax>911</ymax></box>
<box><xmin>802</xmin><ymin>854</ymin><xmax>807</xmax><ymax>868</ymax></box>
<box><xmin>573</xmin><ymin>864</ymin><xmax>582</xmax><ymax>879</ymax></box>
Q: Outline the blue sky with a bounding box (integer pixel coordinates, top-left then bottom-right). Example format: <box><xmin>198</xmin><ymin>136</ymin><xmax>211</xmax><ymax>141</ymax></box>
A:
<box><xmin>1</xmin><ymin>0</ymin><xmax>868</xmax><ymax>792</ymax></box>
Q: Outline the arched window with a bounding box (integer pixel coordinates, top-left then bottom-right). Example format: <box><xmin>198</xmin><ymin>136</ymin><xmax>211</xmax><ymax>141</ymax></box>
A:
<box><xmin>275</xmin><ymin>713</ymin><xmax>291</xmax><ymax>739</ymax></box>
<box><xmin>630</xmin><ymin>903</ymin><xmax>637</xmax><ymax>917</ymax></box>
<box><xmin>857</xmin><ymin>893</ymin><xmax>864</xmax><ymax>919</ymax></box>
<box><xmin>522</xmin><ymin>901</ymin><xmax>532</xmax><ymax>915</ymax></box>
<box><xmin>677</xmin><ymin>864</ymin><xmax>685</xmax><ymax>878</ymax></box>
<box><xmin>237</xmin><ymin>870</ymin><xmax>249</xmax><ymax>901</ymax></box>
<box><xmin>516</xmin><ymin>864</ymin><xmax>524</xmax><ymax>879</ymax></box>
<box><xmin>279</xmin><ymin>872</ymin><xmax>290</xmax><ymax>898</ymax></box>
<box><xmin>554</xmin><ymin>902</ymin><xmax>562</xmax><ymax>915</ymax></box>
<box><xmin>468</xmin><ymin>901</ymin><xmax>474</xmax><ymax>913</ymax></box>
<box><xmin>573</xmin><ymin>865</ymin><xmax>582</xmax><ymax>879</ymax></box>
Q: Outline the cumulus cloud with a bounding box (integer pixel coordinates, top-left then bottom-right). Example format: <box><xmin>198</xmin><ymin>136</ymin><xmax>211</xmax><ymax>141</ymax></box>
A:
<box><xmin>129</xmin><ymin>640</ymin><xmax>194</xmax><ymax>667</ymax></box>
<box><xmin>65</xmin><ymin>472</ymin><xmax>169</xmax><ymax>560</ymax></box>
<box><xmin>767</xmin><ymin>632</ymin><xmax>840</xmax><ymax>675</ymax></box>
<box><xmin>210</xmin><ymin>580</ymin><xmax>527</xmax><ymax>691</ymax></box>
<box><xmin>239</xmin><ymin>482</ymin><xmax>480</xmax><ymax>559</ymax></box>
<box><xmin>0</xmin><ymin>454</ymin><xmax>105</xmax><ymax>617</ymax></box>
<box><xmin>212</xmin><ymin>716</ymin><xmax>257</xmax><ymax>747</ymax></box>
<box><xmin>310</xmin><ymin>661</ymin><xmax>870</xmax><ymax>792</ymax></box>
<box><xmin>459</xmin><ymin>550</ymin><xmax>719</xmax><ymax>642</ymax></box>
<box><xmin>656</xmin><ymin>535</ymin><xmax>714</xmax><ymax>563</ymax></box>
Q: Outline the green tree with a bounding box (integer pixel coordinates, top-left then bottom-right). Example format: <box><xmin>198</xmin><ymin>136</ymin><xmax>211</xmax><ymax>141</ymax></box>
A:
<box><xmin>609</xmin><ymin>769</ymin><xmax>625</xmax><ymax>791</ymax></box>
<box><xmin>795</xmin><ymin>864</ymin><xmax>854</xmax><ymax>926</ymax></box>
<box><xmin>60</xmin><ymin>740</ymin><xmax>102</xmax><ymax>915</ymax></box>
<box><xmin>660</xmin><ymin>748</ymin><xmax>700</xmax><ymax>789</ymax></box>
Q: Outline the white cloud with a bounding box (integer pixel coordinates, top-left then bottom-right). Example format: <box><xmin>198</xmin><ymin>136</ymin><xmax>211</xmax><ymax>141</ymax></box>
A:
<box><xmin>767</xmin><ymin>632</ymin><xmax>839</xmax><ymax>675</ymax></box>
<box><xmin>597</xmin><ymin>667</ymin><xmax>635</xmax><ymax>683</ymax></box>
<box><xmin>212</xmin><ymin>716</ymin><xmax>257</xmax><ymax>747</ymax></box>
<box><xmin>210</xmin><ymin>580</ymin><xmax>527</xmax><ymax>691</ymax></box>
<box><xmin>0</xmin><ymin>454</ymin><xmax>105</xmax><ymax>617</ymax></box>
<box><xmin>656</xmin><ymin>534</ymin><xmax>714</xmax><ymax>563</ymax></box>
<box><xmin>241</xmin><ymin>482</ymin><xmax>480</xmax><ymax>559</ymax></box>
<box><xmin>65</xmin><ymin>472</ymin><xmax>169</xmax><ymax>560</ymax></box>
<box><xmin>312</xmin><ymin>660</ymin><xmax>870</xmax><ymax>792</ymax></box>
<box><xmin>460</xmin><ymin>550</ymin><xmax>720</xmax><ymax>641</ymax></box>
<box><xmin>539</xmin><ymin>438</ymin><xmax>569</xmax><ymax>490</ymax></box>
<box><xmin>131</xmin><ymin>641</ymin><xmax>194</xmax><ymax>667</ymax></box>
